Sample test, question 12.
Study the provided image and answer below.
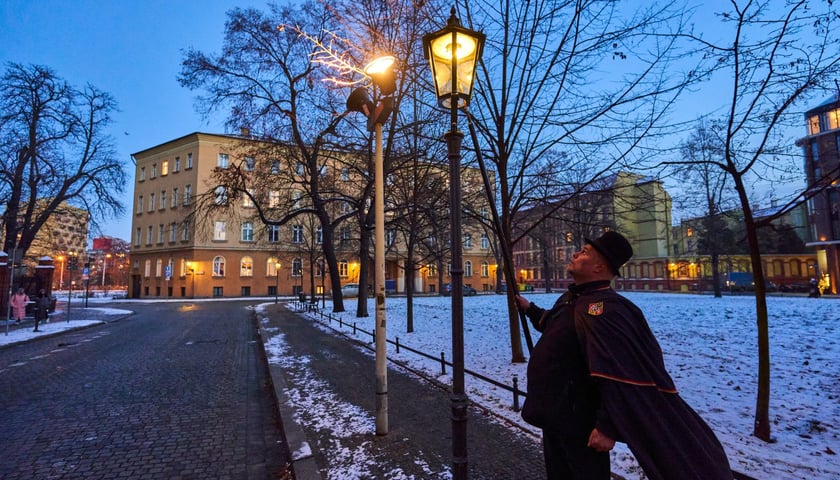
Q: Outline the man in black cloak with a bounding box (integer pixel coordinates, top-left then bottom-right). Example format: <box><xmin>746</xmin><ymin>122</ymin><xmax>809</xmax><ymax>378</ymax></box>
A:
<box><xmin>515</xmin><ymin>231</ymin><xmax>732</xmax><ymax>480</ymax></box>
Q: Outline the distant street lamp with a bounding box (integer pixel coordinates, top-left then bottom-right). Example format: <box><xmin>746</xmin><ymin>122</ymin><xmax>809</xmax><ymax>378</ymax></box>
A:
<box><xmin>186</xmin><ymin>261</ymin><xmax>196</xmax><ymax>298</ymax></box>
<box><xmin>102</xmin><ymin>253</ymin><xmax>111</xmax><ymax>290</ymax></box>
<box><xmin>423</xmin><ymin>7</ymin><xmax>485</xmax><ymax>479</ymax></box>
<box><xmin>57</xmin><ymin>255</ymin><xmax>65</xmax><ymax>290</ymax></box>
<box><xmin>347</xmin><ymin>53</ymin><xmax>397</xmax><ymax>436</ymax></box>
<box><xmin>275</xmin><ymin>261</ymin><xmax>281</xmax><ymax>304</ymax></box>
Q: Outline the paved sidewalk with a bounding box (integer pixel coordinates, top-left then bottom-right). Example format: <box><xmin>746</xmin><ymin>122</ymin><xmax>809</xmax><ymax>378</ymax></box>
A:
<box><xmin>258</xmin><ymin>303</ymin><xmax>547</xmax><ymax>480</ymax></box>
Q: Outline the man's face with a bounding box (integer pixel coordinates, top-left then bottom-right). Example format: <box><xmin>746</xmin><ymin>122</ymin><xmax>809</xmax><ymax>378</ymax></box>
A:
<box><xmin>567</xmin><ymin>243</ymin><xmax>609</xmax><ymax>283</ymax></box>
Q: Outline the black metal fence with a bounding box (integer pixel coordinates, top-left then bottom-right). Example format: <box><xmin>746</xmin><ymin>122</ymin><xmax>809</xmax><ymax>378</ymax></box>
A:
<box><xmin>290</xmin><ymin>300</ymin><xmax>527</xmax><ymax>412</ymax></box>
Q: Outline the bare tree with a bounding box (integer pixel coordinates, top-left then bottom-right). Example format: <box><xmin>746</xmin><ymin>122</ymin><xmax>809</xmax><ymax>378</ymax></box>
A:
<box><xmin>675</xmin><ymin>120</ymin><xmax>736</xmax><ymax>297</ymax></box>
<box><xmin>664</xmin><ymin>0</ymin><xmax>840</xmax><ymax>441</ymax></box>
<box><xmin>0</xmin><ymin>63</ymin><xmax>126</xmax><ymax>257</ymax></box>
<box><xmin>179</xmin><ymin>3</ymin><xmax>359</xmax><ymax>312</ymax></box>
<box><xmin>461</xmin><ymin>0</ymin><xmax>698</xmax><ymax>362</ymax></box>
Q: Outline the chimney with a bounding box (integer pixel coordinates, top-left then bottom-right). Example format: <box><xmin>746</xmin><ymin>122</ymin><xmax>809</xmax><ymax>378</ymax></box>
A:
<box><xmin>240</xmin><ymin>127</ymin><xmax>251</xmax><ymax>137</ymax></box>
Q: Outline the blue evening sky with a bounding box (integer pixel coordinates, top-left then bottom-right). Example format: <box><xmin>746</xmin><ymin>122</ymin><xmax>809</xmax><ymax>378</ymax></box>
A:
<box><xmin>0</xmin><ymin>1</ymin><xmax>816</xmax><ymax>243</ymax></box>
<box><xmin>0</xmin><ymin>0</ymin><xmax>270</xmax><ymax>241</ymax></box>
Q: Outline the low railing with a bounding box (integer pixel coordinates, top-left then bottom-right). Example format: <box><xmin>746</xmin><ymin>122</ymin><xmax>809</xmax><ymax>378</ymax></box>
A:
<box><xmin>290</xmin><ymin>301</ymin><xmax>527</xmax><ymax>412</ymax></box>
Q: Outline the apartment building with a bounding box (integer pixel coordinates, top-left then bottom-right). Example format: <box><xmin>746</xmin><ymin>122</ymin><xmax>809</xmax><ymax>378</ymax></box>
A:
<box><xmin>799</xmin><ymin>94</ymin><xmax>840</xmax><ymax>294</ymax></box>
<box><xmin>129</xmin><ymin>132</ymin><xmax>497</xmax><ymax>299</ymax></box>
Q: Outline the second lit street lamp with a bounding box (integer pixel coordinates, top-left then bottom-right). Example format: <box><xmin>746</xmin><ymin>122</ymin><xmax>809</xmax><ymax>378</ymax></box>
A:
<box><xmin>423</xmin><ymin>7</ymin><xmax>485</xmax><ymax>479</ymax></box>
<box><xmin>347</xmin><ymin>54</ymin><xmax>397</xmax><ymax>436</ymax></box>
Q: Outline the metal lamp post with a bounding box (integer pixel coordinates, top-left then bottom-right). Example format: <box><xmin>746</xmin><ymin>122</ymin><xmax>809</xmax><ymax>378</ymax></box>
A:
<box><xmin>186</xmin><ymin>261</ymin><xmax>196</xmax><ymax>298</ymax></box>
<box><xmin>423</xmin><ymin>7</ymin><xmax>484</xmax><ymax>479</ymax></box>
<box><xmin>347</xmin><ymin>54</ymin><xmax>397</xmax><ymax>436</ymax></box>
<box><xmin>275</xmin><ymin>261</ymin><xmax>281</xmax><ymax>304</ymax></box>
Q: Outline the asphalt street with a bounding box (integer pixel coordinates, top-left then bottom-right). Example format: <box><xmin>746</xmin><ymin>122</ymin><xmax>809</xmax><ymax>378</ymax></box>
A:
<box><xmin>0</xmin><ymin>300</ymin><xmax>292</xmax><ymax>479</ymax></box>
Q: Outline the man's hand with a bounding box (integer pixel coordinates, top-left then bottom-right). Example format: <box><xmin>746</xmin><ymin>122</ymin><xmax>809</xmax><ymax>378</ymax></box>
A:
<box><xmin>513</xmin><ymin>294</ymin><xmax>529</xmax><ymax>312</ymax></box>
<box><xmin>587</xmin><ymin>428</ymin><xmax>615</xmax><ymax>452</ymax></box>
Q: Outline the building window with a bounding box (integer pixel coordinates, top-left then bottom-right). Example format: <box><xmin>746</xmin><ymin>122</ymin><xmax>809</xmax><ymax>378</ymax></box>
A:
<box><xmin>240</xmin><ymin>256</ymin><xmax>253</xmax><ymax>277</ymax></box>
<box><xmin>214</xmin><ymin>221</ymin><xmax>227</xmax><ymax>241</ymax></box>
<box><xmin>242</xmin><ymin>190</ymin><xmax>254</xmax><ymax>208</ymax></box>
<box><xmin>174</xmin><ymin>156</ymin><xmax>180</xmax><ymax>172</ymax></box>
<box><xmin>186</xmin><ymin>153</ymin><xmax>193</xmax><ymax>169</ymax></box>
<box><xmin>465</xmin><ymin>261</ymin><xmax>473</xmax><ymax>277</ymax></box>
<box><xmin>169</xmin><ymin>223</ymin><xmax>177</xmax><ymax>243</ymax></box>
<box><xmin>151</xmin><ymin>164</ymin><xmax>157</xmax><ymax>178</ymax></box>
<box><xmin>158</xmin><ymin>224</ymin><xmax>165</xmax><ymax>244</ymax></box>
<box><xmin>296</xmin><ymin>162</ymin><xmax>305</xmax><ymax>176</ymax></box>
<box><xmin>481</xmin><ymin>233</ymin><xmax>489</xmax><ymax>249</ymax></box>
<box><xmin>340</xmin><ymin>226</ymin><xmax>351</xmax><ymax>244</ymax></box>
<box><xmin>270</xmin><ymin>159</ymin><xmax>280</xmax><ymax>174</ymax></box>
<box><xmin>269</xmin><ymin>191</ymin><xmax>280</xmax><ymax>207</ymax></box>
<box><xmin>267</xmin><ymin>259</ymin><xmax>281</xmax><ymax>277</ymax></box>
<box><xmin>184</xmin><ymin>184</ymin><xmax>192</xmax><ymax>205</ymax></box>
<box><xmin>161</xmin><ymin>160</ymin><xmax>169</xmax><ymax>176</ymax></box>
<box><xmin>144</xmin><ymin>259</ymin><xmax>151</xmax><ymax>278</ymax></box>
<box><xmin>292</xmin><ymin>225</ymin><xmax>303</xmax><ymax>243</ymax></box>
<box><xmin>147</xmin><ymin>226</ymin><xmax>153</xmax><ymax>245</ymax></box>
<box><xmin>172</xmin><ymin>188</ymin><xmax>178</xmax><ymax>208</ymax></box>
<box><xmin>464</xmin><ymin>233</ymin><xmax>472</xmax><ymax>248</ymax></box>
<box><xmin>241</xmin><ymin>222</ymin><xmax>254</xmax><ymax>242</ymax></box>
<box><xmin>156</xmin><ymin>259</ymin><xmax>163</xmax><ymax>277</ymax></box>
<box><xmin>340</xmin><ymin>168</ymin><xmax>350</xmax><ymax>181</ymax></box>
<box><xmin>386</xmin><ymin>229</ymin><xmax>396</xmax><ymax>247</ymax></box>
<box><xmin>341</xmin><ymin>201</ymin><xmax>351</xmax><ymax>213</ymax></box>
<box><xmin>148</xmin><ymin>193</ymin><xmax>155</xmax><ymax>212</ymax></box>
<box><xmin>268</xmin><ymin>225</ymin><xmax>280</xmax><ymax>243</ymax></box>
<box><xmin>139</xmin><ymin>167</ymin><xmax>146</xmax><ymax>181</ymax></box>
<box><xmin>213</xmin><ymin>256</ymin><xmax>226</xmax><ymax>277</ymax></box>
<box><xmin>292</xmin><ymin>258</ymin><xmax>302</xmax><ymax>276</ymax></box>
<box><xmin>481</xmin><ymin>261</ymin><xmax>489</xmax><ymax>277</ymax></box>
<box><xmin>339</xmin><ymin>260</ymin><xmax>348</xmax><ymax>277</ymax></box>
<box><xmin>137</xmin><ymin>196</ymin><xmax>143</xmax><ymax>214</ymax></box>
<box><xmin>316</xmin><ymin>227</ymin><xmax>323</xmax><ymax>244</ymax></box>
<box><xmin>160</xmin><ymin>191</ymin><xmax>167</xmax><ymax>210</ymax></box>
<box><xmin>181</xmin><ymin>223</ymin><xmax>190</xmax><ymax>241</ymax></box>
<box><xmin>135</xmin><ymin>227</ymin><xmax>141</xmax><ymax>246</ymax></box>
<box><xmin>424</xmin><ymin>264</ymin><xmax>435</xmax><ymax>278</ymax></box>
<box><xmin>244</xmin><ymin>156</ymin><xmax>255</xmax><ymax>171</ymax></box>
<box><xmin>214</xmin><ymin>186</ymin><xmax>228</xmax><ymax>205</ymax></box>
<box><xmin>218</xmin><ymin>153</ymin><xmax>229</xmax><ymax>168</ymax></box>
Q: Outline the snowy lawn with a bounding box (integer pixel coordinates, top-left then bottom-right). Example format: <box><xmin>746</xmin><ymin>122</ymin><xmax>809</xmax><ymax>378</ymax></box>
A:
<box><xmin>276</xmin><ymin>292</ymin><xmax>839</xmax><ymax>479</ymax></box>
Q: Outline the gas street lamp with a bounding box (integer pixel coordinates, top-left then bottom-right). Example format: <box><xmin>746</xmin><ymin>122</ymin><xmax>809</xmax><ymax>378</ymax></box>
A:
<box><xmin>423</xmin><ymin>7</ymin><xmax>484</xmax><ymax>479</ymax></box>
<box><xmin>274</xmin><ymin>261</ymin><xmax>281</xmax><ymax>304</ymax></box>
<box><xmin>347</xmin><ymin>53</ymin><xmax>397</xmax><ymax>436</ymax></box>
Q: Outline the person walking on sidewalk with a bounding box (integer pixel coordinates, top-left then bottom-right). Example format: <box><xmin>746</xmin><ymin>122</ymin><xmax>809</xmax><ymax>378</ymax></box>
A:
<box><xmin>33</xmin><ymin>289</ymin><xmax>50</xmax><ymax>332</ymax></box>
<box><xmin>10</xmin><ymin>288</ymin><xmax>29</xmax><ymax>324</ymax></box>
<box><xmin>514</xmin><ymin>231</ymin><xmax>732</xmax><ymax>480</ymax></box>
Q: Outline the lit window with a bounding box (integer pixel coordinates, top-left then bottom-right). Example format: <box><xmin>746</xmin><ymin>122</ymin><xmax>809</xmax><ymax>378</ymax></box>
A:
<box><xmin>240</xmin><ymin>256</ymin><xmax>253</xmax><ymax>277</ymax></box>
<box><xmin>161</xmin><ymin>160</ymin><xmax>169</xmax><ymax>176</ymax></box>
<box><xmin>269</xmin><ymin>191</ymin><xmax>280</xmax><ymax>207</ymax></box>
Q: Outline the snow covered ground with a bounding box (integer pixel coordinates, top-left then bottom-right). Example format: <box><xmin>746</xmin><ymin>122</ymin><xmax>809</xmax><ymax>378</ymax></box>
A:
<box><xmin>281</xmin><ymin>292</ymin><xmax>840</xmax><ymax>479</ymax></box>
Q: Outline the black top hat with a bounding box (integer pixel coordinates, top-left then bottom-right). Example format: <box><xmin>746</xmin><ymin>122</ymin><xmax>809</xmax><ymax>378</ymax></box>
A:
<box><xmin>585</xmin><ymin>231</ymin><xmax>633</xmax><ymax>276</ymax></box>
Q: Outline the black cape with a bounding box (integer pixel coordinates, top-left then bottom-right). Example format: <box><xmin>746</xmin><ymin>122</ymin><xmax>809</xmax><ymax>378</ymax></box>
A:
<box><xmin>575</xmin><ymin>289</ymin><xmax>733</xmax><ymax>480</ymax></box>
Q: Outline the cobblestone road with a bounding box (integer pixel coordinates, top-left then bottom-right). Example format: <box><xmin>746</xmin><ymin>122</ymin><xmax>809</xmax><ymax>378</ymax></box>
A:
<box><xmin>0</xmin><ymin>301</ymin><xmax>291</xmax><ymax>479</ymax></box>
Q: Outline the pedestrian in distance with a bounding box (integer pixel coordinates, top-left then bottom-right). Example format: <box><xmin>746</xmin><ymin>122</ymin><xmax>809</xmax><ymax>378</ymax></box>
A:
<box><xmin>10</xmin><ymin>287</ymin><xmax>29</xmax><ymax>324</ymax></box>
<box><xmin>514</xmin><ymin>231</ymin><xmax>732</xmax><ymax>480</ymax></box>
<box><xmin>33</xmin><ymin>289</ymin><xmax>50</xmax><ymax>332</ymax></box>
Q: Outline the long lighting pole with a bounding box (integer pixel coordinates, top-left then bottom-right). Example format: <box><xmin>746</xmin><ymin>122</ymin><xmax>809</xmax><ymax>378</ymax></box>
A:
<box><xmin>347</xmin><ymin>55</ymin><xmax>396</xmax><ymax>436</ymax></box>
<box><xmin>424</xmin><ymin>8</ymin><xmax>484</xmax><ymax>479</ymax></box>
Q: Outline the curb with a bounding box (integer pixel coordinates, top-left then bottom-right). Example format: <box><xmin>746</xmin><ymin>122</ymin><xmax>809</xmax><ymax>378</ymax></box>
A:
<box><xmin>256</xmin><ymin>317</ymin><xmax>323</xmax><ymax>480</ymax></box>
